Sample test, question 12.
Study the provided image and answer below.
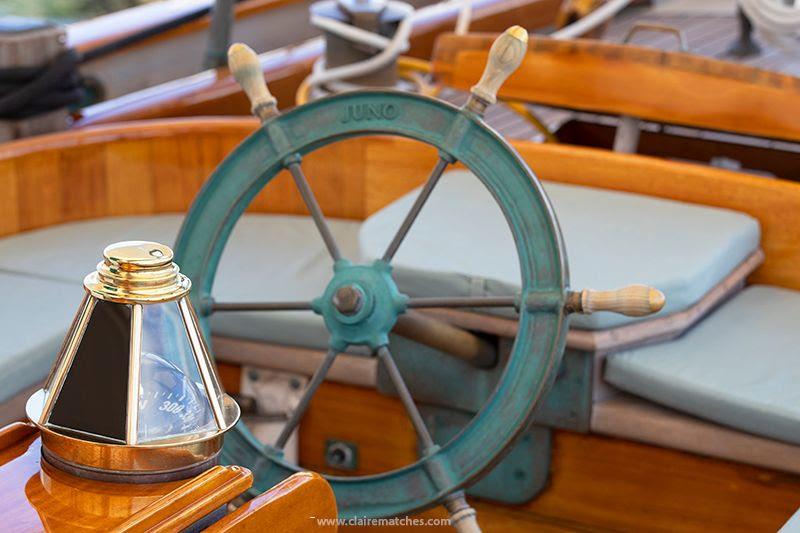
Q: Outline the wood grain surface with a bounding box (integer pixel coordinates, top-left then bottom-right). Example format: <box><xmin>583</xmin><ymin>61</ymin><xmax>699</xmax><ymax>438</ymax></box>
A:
<box><xmin>2</xmin><ymin>122</ymin><xmax>799</xmax><ymax>290</ymax></box>
<box><xmin>433</xmin><ymin>33</ymin><xmax>800</xmax><ymax>143</ymax></box>
<box><xmin>300</xmin><ymin>382</ymin><xmax>800</xmax><ymax>532</ymax></box>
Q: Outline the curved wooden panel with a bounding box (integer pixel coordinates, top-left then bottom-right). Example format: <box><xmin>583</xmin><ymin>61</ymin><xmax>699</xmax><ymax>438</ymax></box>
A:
<box><xmin>0</xmin><ymin>433</ymin><xmax>252</xmax><ymax>531</ymax></box>
<box><xmin>205</xmin><ymin>472</ymin><xmax>337</xmax><ymax>531</ymax></box>
<box><xmin>433</xmin><ymin>33</ymin><xmax>800</xmax><ymax>142</ymax></box>
<box><xmin>76</xmin><ymin>0</ymin><xmax>563</xmax><ymax>125</ymax></box>
<box><xmin>2</xmin><ymin>120</ymin><xmax>799</xmax><ymax>290</ymax></box>
<box><xmin>111</xmin><ymin>466</ymin><xmax>253</xmax><ymax>532</ymax></box>
<box><xmin>0</xmin><ymin>118</ymin><xmax>371</xmax><ymax>232</ymax></box>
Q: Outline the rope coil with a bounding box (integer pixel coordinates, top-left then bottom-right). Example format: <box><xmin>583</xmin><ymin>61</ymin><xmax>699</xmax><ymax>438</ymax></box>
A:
<box><xmin>0</xmin><ymin>49</ymin><xmax>83</xmax><ymax>120</ymax></box>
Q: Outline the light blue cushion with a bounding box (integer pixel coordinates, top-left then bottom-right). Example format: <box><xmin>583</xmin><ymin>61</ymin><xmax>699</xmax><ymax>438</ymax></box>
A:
<box><xmin>358</xmin><ymin>170</ymin><xmax>761</xmax><ymax>329</ymax></box>
<box><xmin>0</xmin><ymin>214</ymin><xmax>362</xmax><ymax>351</ymax></box>
<box><xmin>606</xmin><ymin>286</ymin><xmax>800</xmax><ymax>445</ymax></box>
<box><xmin>780</xmin><ymin>508</ymin><xmax>800</xmax><ymax>532</ymax></box>
<box><xmin>0</xmin><ymin>273</ymin><xmax>84</xmax><ymax>403</ymax></box>
<box><xmin>0</xmin><ymin>215</ymin><xmax>186</xmax><ymax>284</ymax></box>
<box><xmin>210</xmin><ymin>214</ymin><xmax>361</xmax><ymax>350</ymax></box>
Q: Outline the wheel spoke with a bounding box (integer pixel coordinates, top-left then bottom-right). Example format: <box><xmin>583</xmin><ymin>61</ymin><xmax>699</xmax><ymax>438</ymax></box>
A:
<box><xmin>212</xmin><ymin>301</ymin><xmax>313</xmax><ymax>312</ymax></box>
<box><xmin>407</xmin><ymin>296</ymin><xmax>518</xmax><ymax>309</ymax></box>
<box><xmin>287</xmin><ymin>162</ymin><xmax>342</xmax><ymax>262</ymax></box>
<box><xmin>377</xmin><ymin>346</ymin><xmax>435</xmax><ymax>451</ymax></box>
<box><xmin>381</xmin><ymin>157</ymin><xmax>450</xmax><ymax>263</ymax></box>
<box><xmin>275</xmin><ymin>348</ymin><xmax>338</xmax><ymax>449</ymax></box>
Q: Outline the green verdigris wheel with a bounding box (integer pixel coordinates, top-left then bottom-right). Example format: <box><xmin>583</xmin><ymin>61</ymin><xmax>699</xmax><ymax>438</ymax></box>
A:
<box><xmin>173</xmin><ymin>89</ymin><xmax>568</xmax><ymax>518</ymax></box>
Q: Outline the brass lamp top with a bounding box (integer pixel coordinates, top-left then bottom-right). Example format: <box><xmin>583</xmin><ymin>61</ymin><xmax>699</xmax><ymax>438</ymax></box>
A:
<box><xmin>84</xmin><ymin>241</ymin><xmax>191</xmax><ymax>304</ymax></box>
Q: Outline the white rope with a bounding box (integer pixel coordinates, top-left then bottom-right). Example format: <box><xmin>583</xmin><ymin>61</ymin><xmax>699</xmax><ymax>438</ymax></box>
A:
<box><xmin>740</xmin><ymin>0</ymin><xmax>800</xmax><ymax>55</ymax></box>
<box><xmin>304</xmin><ymin>0</ymin><xmax>412</xmax><ymax>92</ymax></box>
<box><xmin>304</xmin><ymin>0</ymin><xmax>470</xmax><ymax>94</ymax></box>
<box><xmin>455</xmin><ymin>0</ymin><xmax>473</xmax><ymax>35</ymax></box>
<box><xmin>741</xmin><ymin>0</ymin><xmax>800</xmax><ymax>30</ymax></box>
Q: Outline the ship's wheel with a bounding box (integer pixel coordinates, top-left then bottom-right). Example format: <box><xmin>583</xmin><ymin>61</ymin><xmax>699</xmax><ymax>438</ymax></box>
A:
<box><xmin>173</xmin><ymin>28</ymin><xmax>664</xmax><ymax>525</ymax></box>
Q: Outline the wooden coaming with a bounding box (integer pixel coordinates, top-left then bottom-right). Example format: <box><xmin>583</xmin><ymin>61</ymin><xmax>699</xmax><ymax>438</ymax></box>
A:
<box><xmin>432</xmin><ymin>33</ymin><xmax>800</xmax><ymax>143</ymax></box>
<box><xmin>204</xmin><ymin>471</ymin><xmax>337</xmax><ymax>532</ymax></box>
<box><xmin>2</xmin><ymin>120</ymin><xmax>800</xmax><ymax>290</ymax></box>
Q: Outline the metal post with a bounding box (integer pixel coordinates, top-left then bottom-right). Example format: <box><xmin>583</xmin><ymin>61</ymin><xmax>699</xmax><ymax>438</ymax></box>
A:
<box><xmin>726</xmin><ymin>6</ymin><xmax>761</xmax><ymax>58</ymax></box>
<box><xmin>612</xmin><ymin>115</ymin><xmax>641</xmax><ymax>154</ymax></box>
<box><xmin>204</xmin><ymin>0</ymin><xmax>236</xmax><ymax>69</ymax></box>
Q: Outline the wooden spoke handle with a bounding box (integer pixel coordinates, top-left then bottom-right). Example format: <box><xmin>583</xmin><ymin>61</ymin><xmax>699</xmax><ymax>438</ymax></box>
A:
<box><xmin>227</xmin><ymin>43</ymin><xmax>277</xmax><ymax>121</ymax></box>
<box><xmin>394</xmin><ymin>310</ymin><xmax>496</xmax><ymax>367</ymax></box>
<box><xmin>568</xmin><ymin>285</ymin><xmax>666</xmax><ymax>317</ymax></box>
<box><xmin>468</xmin><ymin>26</ymin><xmax>529</xmax><ymax>111</ymax></box>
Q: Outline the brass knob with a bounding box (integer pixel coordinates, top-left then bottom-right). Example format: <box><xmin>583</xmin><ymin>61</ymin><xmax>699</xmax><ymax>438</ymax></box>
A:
<box><xmin>103</xmin><ymin>241</ymin><xmax>173</xmax><ymax>269</ymax></box>
<box><xmin>85</xmin><ymin>241</ymin><xmax>191</xmax><ymax>304</ymax></box>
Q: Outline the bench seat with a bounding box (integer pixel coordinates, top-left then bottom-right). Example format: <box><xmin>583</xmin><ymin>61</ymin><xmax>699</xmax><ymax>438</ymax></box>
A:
<box><xmin>359</xmin><ymin>170</ymin><xmax>760</xmax><ymax>330</ymax></box>
<box><xmin>606</xmin><ymin>285</ymin><xmax>800</xmax><ymax>445</ymax></box>
<box><xmin>0</xmin><ymin>171</ymin><xmax>776</xmax><ymax>453</ymax></box>
<box><xmin>0</xmin><ymin>214</ymin><xmax>362</xmax><ymax>412</ymax></box>
<box><xmin>0</xmin><ymin>272</ymin><xmax>83</xmax><ymax>405</ymax></box>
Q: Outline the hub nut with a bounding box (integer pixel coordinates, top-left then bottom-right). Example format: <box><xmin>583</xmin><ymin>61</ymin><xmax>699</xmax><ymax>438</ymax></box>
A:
<box><xmin>332</xmin><ymin>285</ymin><xmax>364</xmax><ymax>316</ymax></box>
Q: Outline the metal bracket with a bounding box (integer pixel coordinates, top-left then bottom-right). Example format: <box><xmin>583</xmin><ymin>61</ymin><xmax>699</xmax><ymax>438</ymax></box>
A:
<box><xmin>377</xmin><ymin>336</ymin><xmax>592</xmax><ymax>503</ymax></box>
<box><xmin>239</xmin><ymin>367</ymin><xmax>308</xmax><ymax>464</ymax></box>
<box><xmin>422</xmin><ymin>405</ymin><xmax>551</xmax><ymax>504</ymax></box>
<box><xmin>325</xmin><ymin>439</ymin><xmax>359</xmax><ymax>471</ymax></box>
<box><xmin>377</xmin><ymin>335</ymin><xmax>593</xmax><ymax>431</ymax></box>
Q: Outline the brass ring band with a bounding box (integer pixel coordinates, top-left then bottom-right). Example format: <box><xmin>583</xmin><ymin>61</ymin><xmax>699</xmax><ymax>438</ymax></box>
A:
<box><xmin>42</xmin><ymin>445</ymin><xmax>221</xmax><ymax>484</ymax></box>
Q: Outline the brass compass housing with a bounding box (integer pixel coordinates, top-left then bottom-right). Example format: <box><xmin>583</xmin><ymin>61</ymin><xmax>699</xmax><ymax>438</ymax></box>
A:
<box><xmin>26</xmin><ymin>241</ymin><xmax>240</xmax><ymax>483</ymax></box>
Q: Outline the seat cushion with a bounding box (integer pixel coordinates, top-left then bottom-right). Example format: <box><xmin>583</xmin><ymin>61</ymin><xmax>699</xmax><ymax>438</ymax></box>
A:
<box><xmin>0</xmin><ymin>214</ymin><xmax>362</xmax><ymax>351</ymax></box>
<box><xmin>0</xmin><ymin>215</ymin><xmax>185</xmax><ymax>284</ymax></box>
<box><xmin>0</xmin><ymin>273</ymin><xmax>84</xmax><ymax>403</ymax></box>
<box><xmin>605</xmin><ymin>285</ymin><xmax>800</xmax><ymax>445</ymax></box>
<box><xmin>211</xmin><ymin>214</ymin><xmax>362</xmax><ymax>350</ymax></box>
<box><xmin>359</xmin><ymin>170</ymin><xmax>760</xmax><ymax>330</ymax></box>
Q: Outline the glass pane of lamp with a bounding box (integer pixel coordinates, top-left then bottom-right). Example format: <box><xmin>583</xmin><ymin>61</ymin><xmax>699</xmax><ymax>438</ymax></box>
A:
<box><xmin>138</xmin><ymin>301</ymin><xmax>216</xmax><ymax>443</ymax></box>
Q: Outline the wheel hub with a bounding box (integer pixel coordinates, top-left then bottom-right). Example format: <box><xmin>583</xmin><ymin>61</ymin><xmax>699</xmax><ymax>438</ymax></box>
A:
<box><xmin>313</xmin><ymin>260</ymin><xmax>408</xmax><ymax>351</ymax></box>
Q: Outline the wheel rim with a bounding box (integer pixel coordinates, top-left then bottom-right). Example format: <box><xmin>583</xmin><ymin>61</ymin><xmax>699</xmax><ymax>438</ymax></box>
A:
<box><xmin>174</xmin><ymin>90</ymin><xmax>569</xmax><ymax>517</ymax></box>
